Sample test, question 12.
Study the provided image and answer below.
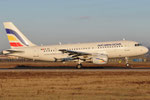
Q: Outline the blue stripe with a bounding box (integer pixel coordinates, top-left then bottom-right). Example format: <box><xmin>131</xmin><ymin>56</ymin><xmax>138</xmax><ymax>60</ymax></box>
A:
<box><xmin>5</xmin><ymin>29</ymin><xmax>28</xmax><ymax>46</ymax></box>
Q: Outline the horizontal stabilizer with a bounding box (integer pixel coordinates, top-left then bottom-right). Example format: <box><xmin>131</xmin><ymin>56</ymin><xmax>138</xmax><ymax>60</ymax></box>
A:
<box><xmin>2</xmin><ymin>49</ymin><xmax>24</xmax><ymax>55</ymax></box>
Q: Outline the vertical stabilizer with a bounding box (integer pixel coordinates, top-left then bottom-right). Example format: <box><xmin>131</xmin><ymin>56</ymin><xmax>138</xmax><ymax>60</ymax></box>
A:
<box><xmin>3</xmin><ymin>22</ymin><xmax>36</xmax><ymax>48</ymax></box>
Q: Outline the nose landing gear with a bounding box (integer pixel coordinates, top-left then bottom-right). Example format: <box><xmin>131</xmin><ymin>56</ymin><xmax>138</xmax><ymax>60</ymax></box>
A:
<box><xmin>125</xmin><ymin>57</ymin><xmax>131</xmax><ymax>68</ymax></box>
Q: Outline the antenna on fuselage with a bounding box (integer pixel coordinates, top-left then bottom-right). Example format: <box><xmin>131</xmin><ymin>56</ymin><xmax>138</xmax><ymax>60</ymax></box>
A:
<box><xmin>59</xmin><ymin>42</ymin><xmax>62</xmax><ymax>45</ymax></box>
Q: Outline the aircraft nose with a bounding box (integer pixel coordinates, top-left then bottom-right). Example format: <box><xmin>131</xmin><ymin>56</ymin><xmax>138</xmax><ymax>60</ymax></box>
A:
<box><xmin>141</xmin><ymin>47</ymin><xmax>149</xmax><ymax>54</ymax></box>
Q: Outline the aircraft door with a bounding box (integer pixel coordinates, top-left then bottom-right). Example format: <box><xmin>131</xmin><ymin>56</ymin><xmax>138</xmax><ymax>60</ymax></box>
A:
<box><xmin>33</xmin><ymin>49</ymin><xmax>39</xmax><ymax>58</ymax></box>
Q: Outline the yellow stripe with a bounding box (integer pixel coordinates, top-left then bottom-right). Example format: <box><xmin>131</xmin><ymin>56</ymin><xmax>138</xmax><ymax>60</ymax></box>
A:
<box><xmin>7</xmin><ymin>35</ymin><xmax>17</xmax><ymax>41</ymax></box>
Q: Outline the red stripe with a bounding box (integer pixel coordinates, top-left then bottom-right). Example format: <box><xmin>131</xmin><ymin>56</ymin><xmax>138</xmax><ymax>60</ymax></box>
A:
<box><xmin>10</xmin><ymin>43</ymin><xmax>17</xmax><ymax>47</ymax></box>
<box><xmin>10</xmin><ymin>42</ymin><xmax>23</xmax><ymax>47</ymax></box>
<box><xmin>16</xmin><ymin>43</ymin><xmax>23</xmax><ymax>46</ymax></box>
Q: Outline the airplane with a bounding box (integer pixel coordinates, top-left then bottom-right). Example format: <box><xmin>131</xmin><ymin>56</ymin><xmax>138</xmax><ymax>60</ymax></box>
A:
<box><xmin>1</xmin><ymin>22</ymin><xmax>149</xmax><ymax>68</ymax></box>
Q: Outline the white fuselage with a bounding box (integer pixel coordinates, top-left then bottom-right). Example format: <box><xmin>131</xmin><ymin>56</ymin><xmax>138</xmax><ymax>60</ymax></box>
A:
<box><xmin>7</xmin><ymin>40</ymin><xmax>148</xmax><ymax>61</ymax></box>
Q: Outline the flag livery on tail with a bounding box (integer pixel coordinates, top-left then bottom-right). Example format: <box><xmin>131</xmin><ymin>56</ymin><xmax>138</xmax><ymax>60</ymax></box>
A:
<box><xmin>6</xmin><ymin>29</ymin><xmax>26</xmax><ymax>47</ymax></box>
<box><xmin>4</xmin><ymin>22</ymin><xmax>36</xmax><ymax>48</ymax></box>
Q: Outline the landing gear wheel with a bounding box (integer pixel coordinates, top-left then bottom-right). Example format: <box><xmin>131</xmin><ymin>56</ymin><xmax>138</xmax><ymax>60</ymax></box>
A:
<box><xmin>76</xmin><ymin>64</ymin><xmax>82</xmax><ymax>69</ymax></box>
<box><xmin>126</xmin><ymin>63</ymin><xmax>130</xmax><ymax>67</ymax></box>
<box><xmin>126</xmin><ymin>63</ymin><xmax>131</xmax><ymax>68</ymax></box>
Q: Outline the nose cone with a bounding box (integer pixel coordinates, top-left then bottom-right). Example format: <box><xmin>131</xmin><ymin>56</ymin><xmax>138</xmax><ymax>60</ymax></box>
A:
<box><xmin>141</xmin><ymin>47</ymin><xmax>149</xmax><ymax>54</ymax></box>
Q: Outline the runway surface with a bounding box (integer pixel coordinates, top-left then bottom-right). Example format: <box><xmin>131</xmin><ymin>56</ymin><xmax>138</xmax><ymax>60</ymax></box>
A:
<box><xmin>1</xmin><ymin>68</ymin><xmax>150</xmax><ymax>72</ymax></box>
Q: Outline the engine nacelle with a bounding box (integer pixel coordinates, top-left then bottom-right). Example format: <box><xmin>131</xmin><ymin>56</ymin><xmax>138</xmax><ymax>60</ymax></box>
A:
<box><xmin>92</xmin><ymin>54</ymin><xmax>108</xmax><ymax>64</ymax></box>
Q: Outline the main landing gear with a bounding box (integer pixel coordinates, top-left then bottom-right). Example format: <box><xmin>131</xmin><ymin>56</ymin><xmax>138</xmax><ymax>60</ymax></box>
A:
<box><xmin>76</xmin><ymin>64</ymin><xmax>83</xmax><ymax>69</ymax></box>
<box><xmin>76</xmin><ymin>59</ymin><xmax>83</xmax><ymax>69</ymax></box>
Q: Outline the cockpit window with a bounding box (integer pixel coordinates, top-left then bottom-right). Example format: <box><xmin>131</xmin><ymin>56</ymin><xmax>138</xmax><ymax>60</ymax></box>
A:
<box><xmin>135</xmin><ymin>44</ymin><xmax>142</xmax><ymax>46</ymax></box>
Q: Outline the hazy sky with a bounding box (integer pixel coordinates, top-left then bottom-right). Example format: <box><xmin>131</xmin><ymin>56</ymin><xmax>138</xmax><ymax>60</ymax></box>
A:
<box><xmin>0</xmin><ymin>0</ymin><xmax>150</xmax><ymax>51</ymax></box>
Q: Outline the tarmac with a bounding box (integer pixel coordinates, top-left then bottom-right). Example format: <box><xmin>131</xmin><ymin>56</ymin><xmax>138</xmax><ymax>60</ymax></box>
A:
<box><xmin>1</xmin><ymin>68</ymin><xmax>150</xmax><ymax>72</ymax></box>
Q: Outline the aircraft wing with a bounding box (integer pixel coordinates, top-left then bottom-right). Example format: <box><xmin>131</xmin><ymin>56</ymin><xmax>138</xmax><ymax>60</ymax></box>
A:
<box><xmin>59</xmin><ymin>49</ymin><xmax>91</xmax><ymax>57</ymax></box>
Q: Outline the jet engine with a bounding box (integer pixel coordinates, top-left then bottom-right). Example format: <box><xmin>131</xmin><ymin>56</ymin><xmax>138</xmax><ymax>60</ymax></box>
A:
<box><xmin>92</xmin><ymin>54</ymin><xmax>108</xmax><ymax>64</ymax></box>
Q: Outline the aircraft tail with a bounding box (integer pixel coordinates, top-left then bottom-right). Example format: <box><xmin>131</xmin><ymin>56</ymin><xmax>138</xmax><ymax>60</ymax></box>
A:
<box><xmin>3</xmin><ymin>22</ymin><xmax>36</xmax><ymax>48</ymax></box>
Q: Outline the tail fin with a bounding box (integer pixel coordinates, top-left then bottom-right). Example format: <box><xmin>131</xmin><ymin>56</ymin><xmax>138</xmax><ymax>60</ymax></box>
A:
<box><xmin>3</xmin><ymin>22</ymin><xmax>36</xmax><ymax>48</ymax></box>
